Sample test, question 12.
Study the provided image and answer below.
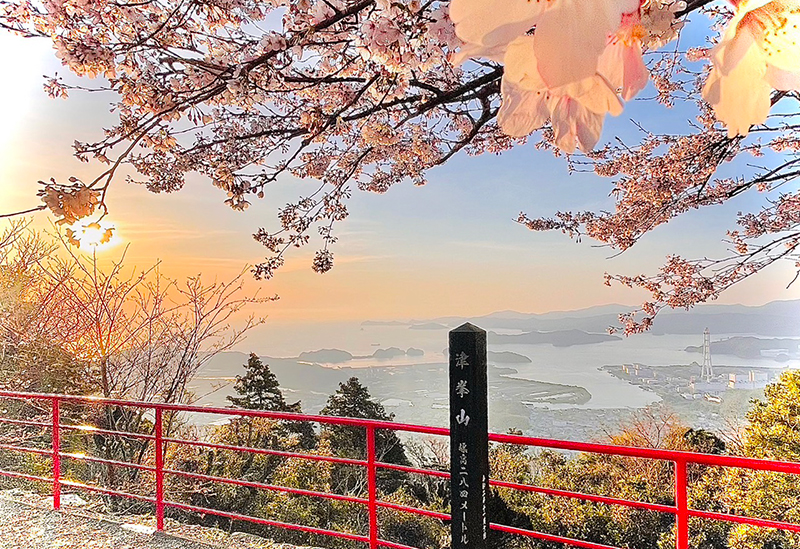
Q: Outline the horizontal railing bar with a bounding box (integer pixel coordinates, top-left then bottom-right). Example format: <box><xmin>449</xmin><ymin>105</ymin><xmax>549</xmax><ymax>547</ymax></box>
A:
<box><xmin>490</xmin><ymin>479</ymin><xmax>677</xmax><ymax>514</ymax></box>
<box><xmin>375</xmin><ymin>461</ymin><xmax>449</xmax><ymax>479</ymax></box>
<box><xmin>163</xmin><ymin>437</ymin><xmax>368</xmax><ymax>467</ymax></box>
<box><xmin>164</xmin><ymin>469</ymin><xmax>369</xmax><ymax>505</ymax></box>
<box><xmin>59</xmin><ymin>452</ymin><xmax>156</xmax><ymax>472</ymax></box>
<box><xmin>0</xmin><ymin>443</ymin><xmax>52</xmax><ymax>456</ymax></box>
<box><xmin>375</xmin><ymin>500</ymin><xmax>450</xmax><ymax>521</ymax></box>
<box><xmin>60</xmin><ymin>479</ymin><xmax>156</xmax><ymax>503</ymax></box>
<box><xmin>2</xmin><ymin>389</ymin><xmax>800</xmax><ymax>549</ymax></box>
<box><xmin>490</xmin><ymin>522</ymin><xmax>622</xmax><ymax>549</ymax></box>
<box><xmin>59</xmin><ymin>424</ymin><xmax>155</xmax><ymax>441</ymax></box>
<box><xmin>4</xmin><ymin>391</ymin><xmax>796</xmax><ymax>474</ymax></box>
<box><xmin>0</xmin><ymin>468</ymin><xmax>51</xmax><ymax>483</ymax></box>
<box><xmin>164</xmin><ymin>500</ymin><xmax>370</xmax><ymax>543</ymax></box>
<box><xmin>489</xmin><ymin>433</ymin><xmax>800</xmax><ymax>475</ymax></box>
<box><xmin>689</xmin><ymin>508</ymin><xmax>800</xmax><ymax>532</ymax></box>
<box><xmin>0</xmin><ymin>391</ymin><xmax>449</xmax><ymax>435</ymax></box>
<box><xmin>0</xmin><ymin>417</ymin><xmax>50</xmax><ymax>428</ymax></box>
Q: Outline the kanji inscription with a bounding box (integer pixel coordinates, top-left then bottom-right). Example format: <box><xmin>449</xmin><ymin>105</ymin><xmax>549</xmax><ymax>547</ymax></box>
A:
<box><xmin>449</xmin><ymin>323</ymin><xmax>489</xmax><ymax>549</ymax></box>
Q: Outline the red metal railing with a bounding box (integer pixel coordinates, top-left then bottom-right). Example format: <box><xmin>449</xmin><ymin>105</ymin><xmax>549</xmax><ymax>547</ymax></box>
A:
<box><xmin>0</xmin><ymin>391</ymin><xmax>799</xmax><ymax>549</ymax></box>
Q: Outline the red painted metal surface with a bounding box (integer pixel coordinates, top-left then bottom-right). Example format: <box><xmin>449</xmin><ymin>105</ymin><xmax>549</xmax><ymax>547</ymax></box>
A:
<box><xmin>490</xmin><ymin>478</ymin><xmax>677</xmax><ymax>514</ymax></box>
<box><xmin>0</xmin><ymin>417</ymin><xmax>51</xmax><ymax>428</ymax></box>
<box><xmin>675</xmin><ymin>460</ymin><xmax>689</xmax><ymax>549</ymax></box>
<box><xmin>487</xmin><ymin>431</ymin><xmax>800</xmax><ymax>474</ymax></box>
<box><xmin>367</xmin><ymin>426</ymin><xmax>378</xmax><ymax>549</ymax></box>
<box><xmin>167</xmin><ymin>468</ymin><xmax>370</xmax><ymax>504</ymax></box>
<box><xmin>375</xmin><ymin>461</ymin><xmax>449</xmax><ymax>479</ymax></box>
<box><xmin>155</xmin><ymin>407</ymin><xmax>165</xmax><ymax>531</ymax></box>
<box><xmin>60</xmin><ymin>423</ymin><xmax>156</xmax><ymax>441</ymax></box>
<box><xmin>51</xmin><ymin>397</ymin><xmax>60</xmax><ymax>510</ymax></box>
<box><xmin>0</xmin><ymin>390</ymin><xmax>799</xmax><ymax>549</ymax></box>
<box><xmin>0</xmin><ymin>443</ymin><xmax>51</xmax><ymax>456</ymax></box>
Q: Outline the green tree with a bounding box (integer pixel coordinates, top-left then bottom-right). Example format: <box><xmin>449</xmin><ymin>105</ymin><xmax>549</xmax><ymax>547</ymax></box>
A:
<box><xmin>321</xmin><ymin>377</ymin><xmax>410</xmax><ymax>494</ymax></box>
<box><xmin>228</xmin><ymin>353</ymin><xmax>291</xmax><ymax>411</ymax></box>
<box><xmin>720</xmin><ymin>371</ymin><xmax>800</xmax><ymax>549</ymax></box>
<box><xmin>491</xmin><ymin>411</ymin><xmax>732</xmax><ymax>549</ymax></box>
<box><xmin>227</xmin><ymin>353</ymin><xmax>316</xmax><ymax>450</ymax></box>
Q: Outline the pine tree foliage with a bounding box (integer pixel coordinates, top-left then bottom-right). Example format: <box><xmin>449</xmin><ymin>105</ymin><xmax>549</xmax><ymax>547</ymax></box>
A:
<box><xmin>228</xmin><ymin>353</ymin><xmax>294</xmax><ymax>411</ymax></box>
<box><xmin>321</xmin><ymin>377</ymin><xmax>408</xmax><ymax>463</ymax></box>
<box><xmin>227</xmin><ymin>352</ymin><xmax>317</xmax><ymax>449</ymax></box>
<box><xmin>321</xmin><ymin>377</ymin><xmax>409</xmax><ymax>494</ymax></box>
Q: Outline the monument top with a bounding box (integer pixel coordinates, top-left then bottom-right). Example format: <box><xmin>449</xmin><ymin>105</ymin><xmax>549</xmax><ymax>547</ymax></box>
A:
<box><xmin>451</xmin><ymin>322</ymin><xmax>486</xmax><ymax>334</ymax></box>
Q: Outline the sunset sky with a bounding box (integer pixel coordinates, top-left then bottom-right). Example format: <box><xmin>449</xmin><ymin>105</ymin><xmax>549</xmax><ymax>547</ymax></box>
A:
<box><xmin>2</xmin><ymin>31</ymin><xmax>799</xmax><ymax>326</ymax></box>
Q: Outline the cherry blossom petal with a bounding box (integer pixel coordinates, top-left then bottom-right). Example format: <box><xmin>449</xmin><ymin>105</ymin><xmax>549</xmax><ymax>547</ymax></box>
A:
<box><xmin>718</xmin><ymin>20</ymin><xmax>756</xmax><ymax>74</ymax></box>
<box><xmin>703</xmin><ymin>45</ymin><xmax>771</xmax><ymax>137</ymax></box>
<box><xmin>620</xmin><ymin>43</ymin><xmax>649</xmax><ymax>100</ymax></box>
<box><xmin>731</xmin><ymin>0</ymin><xmax>779</xmax><ymax>11</ymax></box>
<box><xmin>598</xmin><ymin>41</ymin><xmax>649</xmax><ymax>101</ymax></box>
<box><xmin>574</xmin><ymin>107</ymin><xmax>606</xmax><ymax>152</ymax></box>
<box><xmin>451</xmin><ymin>41</ymin><xmax>507</xmax><ymax>65</ymax></box>
<box><xmin>718</xmin><ymin>0</ymin><xmax>800</xmax><ymax>74</ymax></box>
<box><xmin>504</xmin><ymin>36</ymin><xmax>599</xmax><ymax>97</ymax></box>
<box><xmin>534</xmin><ymin>0</ymin><xmax>639</xmax><ymax>88</ymax></box>
<box><xmin>549</xmin><ymin>96</ymin><xmax>581</xmax><ymax>152</ymax></box>
<box><xmin>503</xmin><ymin>35</ymin><xmax>548</xmax><ymax>90</ymax></box>
<box><xmin>449</xmin><ymin>0</ymin><xmax>553</xmax><ymax>48</ymax></box>
<box><xmin>740</xmin><ymin>0</ymin><xmax>800</xmax><ymax>71</ymax></box>
<box><xmin>577</xmin><ymin>74</ymin><xmax>625</xmax><ymax>116</ymax></box>
<box><xmin>766</xmin><ymin>65</ymin><xmax>800</xmax><ymax>89</ymax></box>
<box><xmin>548</xmin><ymin>93</ymin><xmax>610</xmax><ymax>153</ymax></box>
<box><xmin>497</xmin><ymin>78</ymin><xmax>550</xmax><ymax>136</ymax></box>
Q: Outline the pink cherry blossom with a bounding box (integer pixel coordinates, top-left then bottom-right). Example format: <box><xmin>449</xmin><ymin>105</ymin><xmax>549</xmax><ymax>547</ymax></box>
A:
<box><xmin>6</xmin><ymin>0</ymin><xmax>800</xmax><ymax>335</ymax></box>
<box><xmin>598</xmin><ymin>11</ymin><xmax>650</xmax><ymax>100</ymax></box>
<box><xmin>452</xmin><ymin>0</ymin><xmax>685</xmax><ymax>152</ymax></box>
<box><xmin>533</xmin><ymin>0</ymin><xmax>640</xmax><ymax>88</ymax></box>
<box><xmin>703</xmin><ymin>0</ymin><xmax>800</xmax><ymax>137</ymax></box>
<box><xmin>500</xmin><ymin>36</ymin><xmax>624</xmax><ymax>152</ymax></box>
<box><xmin>497</xmin><ymin>79</ymin><xmax>550</xmax><ymax>138</ymax></box>
<box><xmin>449</xmin><ymin>0</ymin><xmax>552</xmax><ymax>50</ymax></box>
<box><xmin>598</xmin><ymin>0</ymin><xmax>685</xmax><ymax>100</ymax></box>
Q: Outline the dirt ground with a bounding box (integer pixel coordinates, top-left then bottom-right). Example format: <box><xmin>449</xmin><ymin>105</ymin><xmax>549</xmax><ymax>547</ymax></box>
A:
<box><xmin>0</xmin><ymin>491</ymin><xmax>306</xmax><ymax>549</ymax></box>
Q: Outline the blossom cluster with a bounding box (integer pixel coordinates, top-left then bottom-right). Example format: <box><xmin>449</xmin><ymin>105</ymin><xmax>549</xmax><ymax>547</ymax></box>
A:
<box><xmin>451</xmin><ymin>0</ymin><xmax>800</xmax><ymax>150</ymax></box>
<box><xmin>37</xmin><ymin>180</ymin><xmax>100</xmax><ymax>225</ymax></box>
<box><xmin>3</xmin><ymin>0</ymin><xmax>800</xmax><ymax>332</ymax></box>
<box><xmin>703</xmin><ymin>0</ymin><xmax>800</xmax><ymax>137</ymax></box>
<box><xmin>451</xmin><ymin>0</ymin><xmax>686</xmax><ymax>152</ymax></box>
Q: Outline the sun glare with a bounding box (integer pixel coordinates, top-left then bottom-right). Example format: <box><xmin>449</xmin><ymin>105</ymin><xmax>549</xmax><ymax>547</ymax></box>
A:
<box><xmin>66</xmin><ymin>220</ymin><xmax>122</xmax><ymax>251</ymax></box>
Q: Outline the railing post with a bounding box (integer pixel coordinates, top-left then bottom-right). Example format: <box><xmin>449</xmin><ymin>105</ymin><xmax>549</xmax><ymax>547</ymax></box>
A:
<box><xmin>155</xmin><ymin>406</ymin><xmax>164</xmax><ymax>531</ymax></box>
<box><xmin>52</xmin><ymin>397</ymin><xmax>60</xmax><ymax>510</ymax></box>
<box><xmin>675</xmin><ymin>459</ymin><xmax>688</xmax><ymax>549</ymax></box>
<box><xmin>367</xmin><ymin>425</ymin><xmax>378</xmax><ymax>549</ymax></box>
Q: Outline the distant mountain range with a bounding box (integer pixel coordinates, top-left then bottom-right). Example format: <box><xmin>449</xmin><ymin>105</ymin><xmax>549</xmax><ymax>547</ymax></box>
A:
<box><xmin>489</xmin><ymin>329</ymin><xmax>620</xmax><ymax>346</ymax></box>
<box><xmin>363</xmin><ymin>299</ymin><xmax>800</xmax><ymax>337</ymax></box>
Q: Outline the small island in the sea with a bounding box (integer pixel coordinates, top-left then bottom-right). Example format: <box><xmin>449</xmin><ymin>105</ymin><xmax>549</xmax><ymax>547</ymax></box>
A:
<box><xmin>297</xmin><ymin>349</ymin><xmax>354</xmax><ymax>363</ymax></box>
<box><xmin>685</xmin><ymin>336</ymin><xmax>800</xmax><ymax>360</ymax></box>
<box><xmin>409</xmin><ymin>322</ymin><xmax>449</xmax><ymax>330</ymax></box>
<box><xmin>297</xmin><ymin>347</ymin><xmax>426</xmax><ymax>363</ymax></box>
